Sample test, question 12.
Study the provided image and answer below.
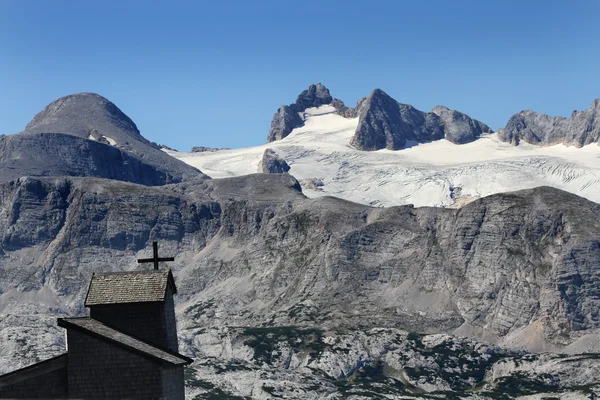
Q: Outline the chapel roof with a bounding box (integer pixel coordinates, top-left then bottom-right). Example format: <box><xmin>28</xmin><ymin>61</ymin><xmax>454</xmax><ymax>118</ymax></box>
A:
<box><xmin>0</xmin><ymin>353</ymin><xmax>67</xmax><ymax>390</ymax></box>
<box><xmin>84</xmin><ymin>269</ymin><xmax>177</xmax><ymax>306</ymax></box>
<box><xmin>57</xmin><ymin>318</ymin><xmax>192</xmax><ymax>366</ymax></box>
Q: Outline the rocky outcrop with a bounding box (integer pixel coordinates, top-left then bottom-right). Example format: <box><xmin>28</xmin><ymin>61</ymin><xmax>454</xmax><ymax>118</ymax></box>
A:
<box><xmin>431</xmin><ymin>105</ymin><xmax>493</xmax><ymax>144</ymax></box>
<box><xmin>257</xmin><ymin>148</ymin><xmax>290</xmax><ymax>173</ymax></box>
<box><xmin>499</xmin><ymin>99</ymin><xmax>600</xmax><ymax>147</ymax></box>
<box><xmin>4</xmin><ymin>93</ymin><xmax>206</xmax><ymax>184</ymax></box>
<box><xmin>267</xmin><ymin>84</ymin><xmax>334</xmax><ymax>142</ymax></box>
<box><xmin>266</xmin><ymin>105</ymin><xmax>304</xmax><ymax>142</ymax></box>
<box><xmin>294</xmin><ymin>83</ymin><xmax>332</xmax><ymax>110</ymax></box>
<box><xmin>190</xmin><ymin>146</ymin><xmax>230</xmax><ymax>153</ymax></box>
<box><xmin>350</xmin><ymin>89</ymin><xmax>415</xmax><ymax>150</ymax></box>
<box><xmin>184</xmin><ymin>327</ymin><xmax>600</xmax><ymax>398</ymax></box>
<box><xmin>351</xmin><ymin>89</ymin><xmax>493</xmax><ymax>150</ymax></box>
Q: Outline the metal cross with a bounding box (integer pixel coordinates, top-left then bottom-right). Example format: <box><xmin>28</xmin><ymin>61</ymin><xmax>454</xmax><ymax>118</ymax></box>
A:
<box><xmin>137</xmin><ymin>241</ymin><xmax>175</xmax><ymax>270</ymax></box>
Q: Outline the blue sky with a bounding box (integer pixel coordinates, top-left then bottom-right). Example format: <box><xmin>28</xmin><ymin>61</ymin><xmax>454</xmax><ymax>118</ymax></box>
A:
<box><xmin>1</xmin><ymin>0</ymin><xmax>598</xmax><ymax>151</ymax></box>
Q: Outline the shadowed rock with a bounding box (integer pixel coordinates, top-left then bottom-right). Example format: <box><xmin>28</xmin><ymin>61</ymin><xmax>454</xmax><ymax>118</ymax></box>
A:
<box><xmin>267</xmin><ymin>105</ymin><xmax>304</xmax><ymax>142</ymax></box>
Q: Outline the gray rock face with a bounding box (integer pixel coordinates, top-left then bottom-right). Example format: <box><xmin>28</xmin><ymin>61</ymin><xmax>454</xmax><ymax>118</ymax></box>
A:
<box><xmin>190</xmin><ymin>146</ymin><xmax>230</xmax><ymax>153</ymax></box>
<box><xmin>350</xmin><ymin>89</ymin><xmax>414</xmax><ymax>150</ymax></box>
<box><xmin>267</xmin><ymin>83</ymin><xmax>334</xmax><ymax>142</ymax></box>
<box><xmin>351</xmin><ymin>89</ymin><xmax>493</xmax><ymax>150</ymax></box>
<box><xmin>5</xmin><ymin>93</ymin><xmax>206</xmax><ymax>184</ymax></box>
<box><xmin>26</xmin><ymin>93</ymin><xmax>149</xmax><ymax>149</ymax></box>
<box><xmin>266</xmin><ymin>105</ymin><xmax>304</xmax><ymax>142</ymax></box>
<box><xmin>431</xmin><ymin>105</ymin><xmax>493</xmax><ymax>144</ymax></box>
<box><xmin>0</xmin><ymin>174</ymin><xmax>599</xmax><ymax>396</ymax></box>
<box><xmin>294</xmin><ymin>83</ymin><xmax>332</xmax><ymax>110</ymax></box>
<box><xmin>330</xmin><ymin>98</ymin><xmax>358</xmax><ymax>118</ymax></box>
<box><xmin>257</xmin><ymin>148</ymin><xmax>290</xmax><ymax>173</ymax></box>
<box><xmin>0</xmin><ymin>176</ymin><xmax>598</xmax><ymax>349</ymax></box>
<box><xmin>499</xmin><ymin>99</ymin><xmax>600</xmax><ymax>147</ymax></box>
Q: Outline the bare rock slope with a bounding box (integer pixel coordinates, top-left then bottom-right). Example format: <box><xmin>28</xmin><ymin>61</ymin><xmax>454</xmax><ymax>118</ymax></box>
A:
<box><xmin>499</xmin><ymin>98</ymin><xmax>600</xmax><ymax>147</ymax></box>
<box><xmin>0</xmin><ymin>175</ymin><xmax>599</xmax><ymax>397</ymax></box>
<box><xmin>0</xmin><ymin>93</ymin><xmax>206</xmax><ymax>185</ymax></box>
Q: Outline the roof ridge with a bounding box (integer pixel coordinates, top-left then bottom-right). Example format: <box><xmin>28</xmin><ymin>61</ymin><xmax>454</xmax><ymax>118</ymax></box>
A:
<box><xmin>93</xmin><ymin>269</ymin><xmax>169</xmax><ymax>276</ymax></box>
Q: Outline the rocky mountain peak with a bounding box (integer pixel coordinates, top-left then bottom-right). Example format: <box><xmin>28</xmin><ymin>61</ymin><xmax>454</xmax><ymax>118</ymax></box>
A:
<box><xmin>267</xmin><ymin>83</ymin><xmax>336</xmax><ymax>142</ymax></box>
<box><xmin>351</xmin><ymin>90</ymin><xmax>491</xmax><ymax>150</ymax></box>
<box><xmin>1</xmin><ymin>92</ymin><xmax>206</xmax><ymax>185</ymax></box>
<box><xmin>294</xmin><ymin>83</ymin><xmax>332</xmax><ymax>110</ymax></box>
<box><xmin>267</xmin><ymin>84</ymin><xmax>493</xmax><ymax>149</ymax></box>
<box><xmin>25</xmin><ymin>92</ymin><xmax>142</xmax><ymax>142</ymax></box>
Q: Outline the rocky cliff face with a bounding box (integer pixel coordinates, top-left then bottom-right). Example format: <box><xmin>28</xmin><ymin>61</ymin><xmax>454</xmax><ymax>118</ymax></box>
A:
<box><xmin>267</xmin><ymin>84</ymin><xmax>332</xmax><ymax>142</ymax></box>
<box><xmin>0</xmin><ymin>175</ymin><xmax>599</xmax><ymax>347</ymax></box>
<box><xmin>4</xmin><ymin>93</ymin><xmax>206</xmax><ymax>185</ymax></box>
<box><xmin>351</xmin><ymin>89</ymin><xmax>493</xmax><ymax>150</ymax></box>
<box><xmin>499</xmin><ymin>98</ymin><xmax>600</xmax><ymax>147</ymax></box>
<box><xmin>0</xmin><ymin>175</ymin><xmax>599</xmax><ymax>397</ymax></box>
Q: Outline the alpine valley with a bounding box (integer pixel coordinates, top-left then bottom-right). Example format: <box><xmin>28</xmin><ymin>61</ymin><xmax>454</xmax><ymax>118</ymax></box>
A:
<box><xmin>0</xmin><ymin>85</ymin><xmax>599</xmax><ymax>399</ymax></box>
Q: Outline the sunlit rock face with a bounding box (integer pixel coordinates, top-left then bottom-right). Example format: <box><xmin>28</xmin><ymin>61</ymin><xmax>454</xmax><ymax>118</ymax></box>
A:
<box><xmin>499</xmin><ymin>98</ymin><xmax>600</xmax><ymax>147</ymax></box>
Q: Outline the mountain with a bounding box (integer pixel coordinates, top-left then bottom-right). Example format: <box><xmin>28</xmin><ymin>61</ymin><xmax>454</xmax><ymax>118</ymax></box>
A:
<box><xmin>177</xmin><ymin>104</ymin><xmax>600</xmax><ymax>208</ymax></box>
<box><xmin>499</xmin><ymin>98</ymin><xmax>600</xmax><ymax>147</ymax></box>
<box><xmin>0</xmin><ymin>93</ymin><xmax>206</xmax><ymax>185</ymax></box>
<box><xmin>267</xmin><ymin>84</ymin><xmax>493</xmax><ymax>150</ymax></box>
<box><xmin>1</xmin><ymin>90</ymin><xmax>600</xmax><ymax>398</ymax></box>
<box><xmin>0</xmin><ymin>175</ymin><xmax>599</xmax><ymax>398</ymax></box>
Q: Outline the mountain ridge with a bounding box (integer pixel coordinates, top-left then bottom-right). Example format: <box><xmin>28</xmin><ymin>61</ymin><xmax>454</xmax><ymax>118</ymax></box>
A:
<box><xmin>267</xmin><ymin>84</ymin><xmax>493</xmax><ymax>149</ymax></box>
<box><xmin>1</xmin><ymin>92</ymin><xmax>207</xmax><ymax>185</ymax></box>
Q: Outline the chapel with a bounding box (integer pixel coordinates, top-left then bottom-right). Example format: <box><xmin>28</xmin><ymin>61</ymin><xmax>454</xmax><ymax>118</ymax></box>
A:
<box><xmin>0</xmin><ymin>243</ymin><xmax>192</xmax><ymax>399</ymax></box>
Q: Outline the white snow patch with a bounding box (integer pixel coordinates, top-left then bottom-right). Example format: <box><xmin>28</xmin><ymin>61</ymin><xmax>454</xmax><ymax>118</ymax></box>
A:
<box><xmin>172</xmin><ymin>105</ymin><xmax>600</xmax><ymax>207</ymax></box>
<box><xmin>101</xmin><ymin>135</ymin><xmax>117</xmax><ymax>146</ymax></box>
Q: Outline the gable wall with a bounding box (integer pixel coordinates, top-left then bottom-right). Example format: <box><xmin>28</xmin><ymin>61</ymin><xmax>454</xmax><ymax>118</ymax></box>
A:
<box><xmin>164</xmin><ymin>287</ymin><xmax>179</xmax><ymax>352</ymax></box>
<box><xmin>67</xmin><ymin>329</ymin><xmax>167</xmax><ymax>399</ymax></box>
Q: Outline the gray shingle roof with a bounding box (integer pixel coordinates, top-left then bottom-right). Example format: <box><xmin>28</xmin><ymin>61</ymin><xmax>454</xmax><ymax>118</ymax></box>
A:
<box><xmin>57</xmin><ymin>318</ymin><xmax>192</xmax><ymax>366</ymax></box>
<box><xmin>84</xmin><ymin>269</ymin><xmax>177</xmax><ymax>306</ymax></box>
